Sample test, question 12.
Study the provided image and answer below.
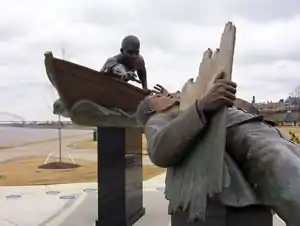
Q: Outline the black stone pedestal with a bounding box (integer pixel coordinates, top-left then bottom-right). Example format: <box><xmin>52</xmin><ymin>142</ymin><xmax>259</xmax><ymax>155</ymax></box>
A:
<box><xmin>171</xmin><ymin>204</ymin><xmax>273</xmax><ymax>226</ymax></box>
<box><xmin>227</xmin><ymin>205</ymin><xmax>272</xmax><ymax>226</ymax></box>
<box><xmin>95</xmin><ymin>127</ymin><xmax>145</xmax><ymax>226</ymax></box>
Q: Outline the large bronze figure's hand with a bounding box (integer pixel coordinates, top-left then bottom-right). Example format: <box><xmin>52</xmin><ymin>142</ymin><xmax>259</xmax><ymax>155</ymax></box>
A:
<box><xmin>197</xmin><ymin>72</ymin><xmax>236</xmax><ymax>116</ymax></box>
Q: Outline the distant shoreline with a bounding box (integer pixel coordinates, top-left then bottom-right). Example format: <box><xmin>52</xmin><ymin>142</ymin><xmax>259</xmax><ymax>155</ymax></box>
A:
<box><xmin>0</xmin><ymin>123</ymin><xmax>93</xmax><ymax>130</ymax></box>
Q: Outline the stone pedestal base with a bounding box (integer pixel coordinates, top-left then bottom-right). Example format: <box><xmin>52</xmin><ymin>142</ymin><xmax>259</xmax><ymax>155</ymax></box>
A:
<box><xmin>95</xmin><ymin>127</ymin><xmax>145</xmax><ymax>226</ymax></box>
<box><xmin>226</xmin><ymin>205</ymin><xmax>272</xmax><ymax>226</ymax></box>
<box><xmin>171</xmin><ymin>204</ymin><xmax>272</xmax><ymax>226</ymax></box>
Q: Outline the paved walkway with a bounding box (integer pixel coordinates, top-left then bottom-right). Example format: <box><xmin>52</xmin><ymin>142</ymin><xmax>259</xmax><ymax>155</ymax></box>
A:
<box><xmin>0</xmin><ymin>173</ymin><xmax>286</xmax><ymax>226</ymax></box>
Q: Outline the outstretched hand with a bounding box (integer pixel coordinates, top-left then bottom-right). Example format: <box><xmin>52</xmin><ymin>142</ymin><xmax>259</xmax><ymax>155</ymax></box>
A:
<box><xmin>151</xmin><ymin>84</ymin><xmax>169</xmax><ymax>95</ymax></box>
<box><xmin>143</xmin><ymin>84</ymin><xmax>169</xmax><ymax>95</ymax></box>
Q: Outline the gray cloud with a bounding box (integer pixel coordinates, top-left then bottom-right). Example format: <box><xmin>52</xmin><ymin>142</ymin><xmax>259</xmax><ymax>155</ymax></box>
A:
<box><xmin>236</xmin><ymin>50</ymin><xmax>300</xmax><ymax>65</ymax></box>
<box><xmin>1</xmin><ymin>0</ymin><xmax>300</xmax><ymax>120</ymax></box>
<box><xmin>231</xmin><ymin>0</ymin><xmax>300</xmax><ymax>21</ymax></box>
<box><xmin>0</xmin><ymin>27</ymin><xmax>23</xmax><ymax>42</ymax></box>
<box><xmin>0</xmin><ymin>13</ymin><xmax>34</xmax><ymax>42</ymax></box>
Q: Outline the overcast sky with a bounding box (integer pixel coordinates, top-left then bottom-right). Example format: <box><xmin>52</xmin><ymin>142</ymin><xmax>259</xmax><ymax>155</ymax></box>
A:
<box><xmin>1</xmin><ymin>0</ymin><xmax>300</xmax><ymax>121</ymax></box>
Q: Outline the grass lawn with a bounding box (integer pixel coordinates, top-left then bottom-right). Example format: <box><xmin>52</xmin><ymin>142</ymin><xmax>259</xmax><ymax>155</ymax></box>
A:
<box><xmin>69</xmin><ymin>135</ymin><xmax>149</xmax><ymax>155</ymax></box>
<box><xmin>0</xmin><ymin>157</ymin><xmax>165</xmax><ymax>186</ymax></box>
<box><xmin>277</xmin><ymin>126</ymin><xmax>300</xmax><ymax>137</ymax></box>
<box><xmin>0</xmin><ymin>138</ymin><xmax>59</xmax><ymax>150</ymax></box>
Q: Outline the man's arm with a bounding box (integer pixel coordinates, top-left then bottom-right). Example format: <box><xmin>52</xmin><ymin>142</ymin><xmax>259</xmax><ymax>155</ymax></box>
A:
<box><xmin>100</xmin><ymin>57</ymin><xmax>118</xmax><ymax>73</ymax></box>
<box><xmin>145</xmin><ymin>102</ymin><xmax>207</xmax><ymax>167</ymax></box>
<box><xmin>100</xmin><ymin>56</ymin><xmax>127</xmax><ymax>77</ymax></box>
<box><xmin>136</xmin><ymin>55</ymin><xmax>147</xmax><ymax>89</ymax></box>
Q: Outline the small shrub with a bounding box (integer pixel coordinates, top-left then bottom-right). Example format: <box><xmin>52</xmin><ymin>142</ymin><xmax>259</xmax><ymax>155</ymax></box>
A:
<box><xmin>289</xmin><ymin>131</ymin><xmax>300</xmax><ymax>144</ymax></box>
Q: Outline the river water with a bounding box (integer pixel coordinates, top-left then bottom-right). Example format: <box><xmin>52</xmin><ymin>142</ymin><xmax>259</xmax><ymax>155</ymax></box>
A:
<box><xmin>0</xmin><ymin>126</ymin><xmax>92</xmax><ymax>147</ymax></box>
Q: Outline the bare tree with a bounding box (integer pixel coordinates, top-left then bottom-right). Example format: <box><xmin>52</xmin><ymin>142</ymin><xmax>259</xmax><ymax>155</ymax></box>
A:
<box><xmin>57</xmin><ymin>47</ymin><xmax>69</xmax><ymax>162</ymax></box>
<box><xmin>292</xmin><ymin>85</ymin><xmax>300</xmax><ymax>97</ymax></box>
<box><xmin>288</xmin><ymin>85</ymin><xmax>300</xmax><ymax>123</ymax></box>
<box><xmin>289</xmin><ymin>85</ymin><xmax>300</xmax><ymax>108</ymax></box>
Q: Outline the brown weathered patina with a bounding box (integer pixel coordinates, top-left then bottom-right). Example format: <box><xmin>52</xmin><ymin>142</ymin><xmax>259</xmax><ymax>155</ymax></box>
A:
<box><xmin>44</xmin><ymin>52</ymin><xmax>148</xmax><ymax>114</ymax></box>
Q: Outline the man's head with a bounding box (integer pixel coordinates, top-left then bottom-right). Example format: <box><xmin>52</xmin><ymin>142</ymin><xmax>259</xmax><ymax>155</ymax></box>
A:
<box><xmin>136</xmin><ymin>93</ymin><xmax>180</xmax><ymax>126</ymax></box>
<box><xmin>120</xmin><ymin>35</ymin><xmax>140</xmax><ymax>66</ymax></box>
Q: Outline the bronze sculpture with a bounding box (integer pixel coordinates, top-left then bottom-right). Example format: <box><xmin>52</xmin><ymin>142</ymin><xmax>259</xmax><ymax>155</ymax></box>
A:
<box><xmin>44</xmin><ymin>51</ymin><xmax>149</xmax><ymax>127</ymax></box>
<box><xmin>101</xmin><ymin>35</ymin><xmax>148</xmax><ymax>91</ymax></box>
<box><xmin>178</xmin><ymin>23</ymin><xmax>236</xmax><ymax>219</ymax></box>
<box><xmin>44</xmin><ymin>39</ymin><xmax>152</xmax><ymax>226</ymax></box>
<box><xmin>45</xmin><ymin>50</ymin><xmax>168</xmax><ymax>127</ymax></box>
<box><xmin>44</xmin><ymin>25</ymin><xmax>276</xmax><ymax>225</ymax></box>
<box><xmin>136</xmin><ymin>78</ymin><xmax>300</xmax><ymax>226</ymax></box>
<box><xmin>136</xmin><ymin>22</ymin><xmax>300</xmax><ymax>226</ymax></box>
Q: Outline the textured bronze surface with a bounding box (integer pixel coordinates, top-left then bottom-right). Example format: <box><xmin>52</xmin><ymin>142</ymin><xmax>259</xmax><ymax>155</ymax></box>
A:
<box><xmin>44</xmin><ymin>52</ymin><xmax>148</xmax><ymax>113</ymax></box>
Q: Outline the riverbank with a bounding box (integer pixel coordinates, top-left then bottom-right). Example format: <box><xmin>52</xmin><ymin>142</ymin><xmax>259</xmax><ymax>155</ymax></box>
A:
<box><xmin>0</xmin><ymin>126</ymin><xmax>92</xmax><ymax>148</ymax></box>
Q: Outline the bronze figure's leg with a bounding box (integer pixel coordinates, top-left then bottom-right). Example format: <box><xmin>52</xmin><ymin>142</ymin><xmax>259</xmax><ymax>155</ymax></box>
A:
<box><xmin>227</xmin><ymin>122</ymin><xmax>300</xmax><ymax>226</ymax></box>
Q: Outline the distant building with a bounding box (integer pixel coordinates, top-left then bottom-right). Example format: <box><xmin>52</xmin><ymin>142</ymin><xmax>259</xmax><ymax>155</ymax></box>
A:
<box><xmin>252</xmin><ymin>97</ymin><xmax>299</xmax><ymax>124</ymax></box>
<box><xmin>254</xmin><ymin>101</ymin><xmax>298</xmax><ymax>113</ymax></box>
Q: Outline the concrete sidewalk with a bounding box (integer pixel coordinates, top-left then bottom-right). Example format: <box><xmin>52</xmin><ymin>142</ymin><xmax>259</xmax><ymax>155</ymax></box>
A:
<box><xmin>0</xmin><ymin>175</ymin><xmax>166</xmax><ymax>226</ymax></box>
<box><xmin>0</xmin><ymin>173</ymin><xmax>286</xmax><ymax>226</ymax></box>
<box><xmin>0</xmin><ymin>183</ymin><xmax>97</xmax><ymax>226</ymax></box>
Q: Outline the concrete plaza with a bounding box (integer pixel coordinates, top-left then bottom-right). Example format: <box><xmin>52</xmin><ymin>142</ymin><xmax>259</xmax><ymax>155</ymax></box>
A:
<box><xmin>0</xmin><ymin>173</ymin><xmax>286</xmax><ymax>226</ymax></box>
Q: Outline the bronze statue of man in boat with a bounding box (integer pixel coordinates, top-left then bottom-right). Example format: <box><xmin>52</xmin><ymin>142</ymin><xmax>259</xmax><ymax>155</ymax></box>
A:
<box><xmin>45</xmin><ymin>35</ymin><xmax>166</xmax><ymax>127</ymax></box>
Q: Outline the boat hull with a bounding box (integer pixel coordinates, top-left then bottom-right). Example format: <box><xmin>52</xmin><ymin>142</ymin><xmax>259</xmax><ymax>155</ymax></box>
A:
<box><xmin>44</xmin><ymin>52</ymin><xmax>148</xmax><ymax>114</ymax></box>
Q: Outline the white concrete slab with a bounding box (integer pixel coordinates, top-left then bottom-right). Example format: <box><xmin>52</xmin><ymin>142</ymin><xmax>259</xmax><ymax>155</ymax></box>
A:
<box><xmin>143</xmin><ymin>172</ymin><xmax>166</xmax><ymax>189</ymax></box>
<box><xmin>0</xmin><ymin>175</ymin><xmax>288</xmax><ymax>226</ymax></box>
<box><xmin>0</xmin><ymin>195</ymin><xmax>71</xmax><ymax>226</ymax></box>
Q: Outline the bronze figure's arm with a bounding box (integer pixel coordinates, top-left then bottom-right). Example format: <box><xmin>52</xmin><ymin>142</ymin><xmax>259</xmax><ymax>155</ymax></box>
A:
<box><xmin>136</xmin><ymin>55</ymin><xmax>147</xmax><ymax>90</ymax></box>
<box><xmin>100</xmin><ymin>56</ymin><xmax>118</xmax><ymax>73</ymax></box>
<box><xmin>145</xmin><ymin>103</ymin><xmax>207</xmax><ymax>167</ymax></box>
<box><xmin>100</xmin><ymin>56</ymin><xmax>127</xmax><ymax>78</ymax></box>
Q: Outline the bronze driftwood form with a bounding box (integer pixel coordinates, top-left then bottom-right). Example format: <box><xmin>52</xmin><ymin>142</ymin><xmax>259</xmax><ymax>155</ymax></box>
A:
<box><xmin>173</xmin><ymin>22</ymin><xmax>236</xmax><ymax>220</ymax></box>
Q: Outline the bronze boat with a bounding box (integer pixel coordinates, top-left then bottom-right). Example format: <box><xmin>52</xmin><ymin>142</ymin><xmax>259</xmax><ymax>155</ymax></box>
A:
<box><xmin>44</xmin><ymin>52</ymin><xmax>148</xmax><ymax>113</ymax></box>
